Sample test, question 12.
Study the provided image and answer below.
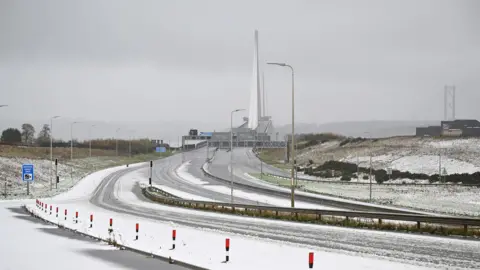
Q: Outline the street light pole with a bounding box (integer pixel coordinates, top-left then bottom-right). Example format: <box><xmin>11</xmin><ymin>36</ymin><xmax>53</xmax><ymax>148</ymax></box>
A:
<box><xmin>70</xmin><ymin>121</ymin><xmax>80</xmax><ymax>161</ymax></box>
<box><xmin>50</xmin><ymin>116</ymin><xmax>60</xmax><ymax>191</ymax></box>
<box><xmin>89</xmin><ymin>124</ymin><xmax>96</xmax><ymax>158</ymax></box>
<box><xmin>115</xmin><ymin>128</ymin><xmax>121</xmax><ymax>156</ymax></box>
<box><xmin>267</xmin><ymin>62</ymin><xmax>295</xmax><ymax>207</ymax></box>
<box><xmin>230</xmin><ymin>108</ymin><xmax>245</xmax><ymax>204</ymax></box>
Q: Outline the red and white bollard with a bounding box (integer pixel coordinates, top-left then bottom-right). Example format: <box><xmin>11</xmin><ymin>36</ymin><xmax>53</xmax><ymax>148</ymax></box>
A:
<box><xmin>64</xmin><ymin>209</ymin><xmax>67</xmax><ymax>221</ymax></box>
<box><xmin>75</xmin><ymin>211</ymin><xmax>78</xmax><ymax>224</ymax></box>
<box><xmin>172</xmin><ymin>229</ymin><xmax>176</xmax><ymax>249</ymax></box>
<box><xmin>56</xmin><ymin>207</ymin><xmax>58</xmax><ymax>218</ymax></box>
<box><xmin>50</xmin><ymin>205</ymin><xmax>52</xmax><ymax>215</ymax></box>
<box><xmin>109</xmin><ymin>218</ymin><xmax>113</xmax><ymax>233</ymax></box>
<box><xmin>90</xmin><ymin>214</ymin><xmax>93</xmax><ymax>228</ymax></box>
<box><xmin>309</xmin><ymin>252</ymin><xmax>314</xmax><ymax>268</ymax></box>
<box><xmin>135</xmin><ymin>223</ymin><xmax>139</xmax><ymax>240</ymax></box>
<box><xmin>45</xmin><ymin>204</ymin><xmax>48</xmax><ymax>213</ymax></box>
<box><xmin>225</xmin><ymin>238</ymin><xmax>230</xmax><ymax>262</ymax></box>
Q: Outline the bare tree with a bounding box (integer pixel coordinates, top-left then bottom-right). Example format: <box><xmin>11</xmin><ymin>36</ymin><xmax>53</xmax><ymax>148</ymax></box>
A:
<box><xmin>21</xmin><ymin>123</ymin><xmax>35</xmax><ymax>145</ymax></box>
<box><xmin>36</xmin><ymin>124</ymin><xmax>51</xmax><ymax>146</ymax></box>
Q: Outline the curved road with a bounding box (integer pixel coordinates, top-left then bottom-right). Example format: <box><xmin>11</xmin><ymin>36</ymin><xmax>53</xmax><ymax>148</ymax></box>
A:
<box><xmin>88</xmin><ymin>158</ymin><xmax>480</xmax><ymax>270</ymax></box>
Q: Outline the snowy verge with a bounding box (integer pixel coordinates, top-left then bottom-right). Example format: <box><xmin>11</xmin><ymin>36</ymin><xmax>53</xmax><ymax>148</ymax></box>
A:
<box><xmin>26</xmin><ymin>202</ymin><xmax>433</xmax><ymax>270</ymax></box>
<box><xmin>176</xmin><ymin>161</ymin><xmax>208</xmax><ymax>185</ymax></box>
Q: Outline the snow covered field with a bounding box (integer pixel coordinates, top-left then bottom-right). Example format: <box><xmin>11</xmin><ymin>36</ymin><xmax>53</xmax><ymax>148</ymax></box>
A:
<box><xmin>298</xmin><ymin>137</ymin><xmax>480</xmax><ymax>175</ymax></box>
<box><xmin>342</xmin><ymin>154</ymin><xmax>480</xmax><ymax>175</ymax></box>
<box><xmin>0</xmin><ymin>155</ymin><xmax>157</xmax><ymax>200</ymax></box>
<box><xmin>253</xmin><ymin>173</ymin><xmax>480</xmax><ymax>216</ymax></box>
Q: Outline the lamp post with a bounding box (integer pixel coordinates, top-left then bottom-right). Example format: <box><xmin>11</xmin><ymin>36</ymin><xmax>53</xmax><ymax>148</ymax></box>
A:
<box><xmin>128</xmin><ymin>130</ymin><xmax>135</xmax><ymax>158</ymax></box>
<box><xmin>364</xmin><ymin>131</ymin><xmax>372</xmax><ymax>202</ymax></box>
<box><xmin>267</xmin><ymin>62</ymin><xmax>295</xmax><ymax>207</ymax></box>
<box><xmin>70</xmin><ymin>121</ymin><xmax>81</xmax><ymax>160</ymax></box>
<box><xmin>50</xmin><ymin>116</ymin><xmax>60</xmax><ymax>190</ymax></box>
<box><xmin>89</xmin><ymin>124</ymin><xmax>96</xmax><ymax>158</ymax></box>
<box><xmin>230</xmin><ymin>108</ymin><xmax>245</xmax><ymax>204</ymax></box>
<box><xmin>115</xmin><ymin>128</ymin><xmax>121</xmax><ymax>156</ymax></box>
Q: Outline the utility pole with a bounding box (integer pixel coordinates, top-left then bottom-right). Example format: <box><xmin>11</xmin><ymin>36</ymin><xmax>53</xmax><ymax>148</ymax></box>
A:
<box><xmin>115</xmin><ymin>128</ymin><xmax>121</xmax><ymax>156</ymax></box>
<box><xmin>439</xmin><ymin>152</ymin><xmax>442</xmax><ymax>182</ymax></box>
<box><xmin>369</xmin><ymin>154</ymin><xmax>372</xmax><ymax>201</ymax></box>
<box><xmin>50</xmin><ymin>115</ymin><xmax>60</xmax><ymax>191</ymax></box>
<box><xmin>89</xmin><ymin>124</ymin><xmax>96</xmax><ymax>158</ymax></box>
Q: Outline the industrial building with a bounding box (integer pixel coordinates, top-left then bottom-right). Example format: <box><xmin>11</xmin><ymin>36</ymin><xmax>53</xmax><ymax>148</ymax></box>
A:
<box><xmin>415</xmin><ymin>119</ymin><xmax>480</xmax><ymax>137</ymax></box>
<box><xmin>181</xmin><ymin>30</ymin><xmax>286</xmax><ymax>150</ymax></box>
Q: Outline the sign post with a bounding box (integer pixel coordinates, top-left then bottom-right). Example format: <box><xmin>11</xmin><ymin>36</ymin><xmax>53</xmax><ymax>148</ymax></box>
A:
<box><xmin>22</xmin><ymin>164</ymin><xmax>34</xmax><ymax>196</ymax></box>
<box><xmin>55</xmin><ymin>159</ymin><xmax>58</xmax><ymax>189</ymax></box>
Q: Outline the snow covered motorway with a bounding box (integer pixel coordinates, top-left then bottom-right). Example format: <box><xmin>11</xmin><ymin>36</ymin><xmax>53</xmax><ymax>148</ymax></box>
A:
<box><xmin>15</xmin><ymin>158</ymin><xmax>480</xmax><ymax>270</ymax></box>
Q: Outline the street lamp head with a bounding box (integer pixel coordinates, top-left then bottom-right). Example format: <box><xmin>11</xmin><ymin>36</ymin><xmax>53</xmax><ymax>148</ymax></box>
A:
<box><xmin>267</xmin><ymin>62</ymin><xmax>286</xmax><ymax>67</ymax></box>
<box><xmin>0</xmin><ymin>105</ymin><xmax>8</xmax><ymax>108</ymax></box>
<box><xmin>52</xmin><ymin>115</ymin><xmax>60</xmax><ymax>119</ymax></box>
<box><xmin>234</xmin><ymin>109</ymin><xmax>245</xmax><ymax>112</ymax></box>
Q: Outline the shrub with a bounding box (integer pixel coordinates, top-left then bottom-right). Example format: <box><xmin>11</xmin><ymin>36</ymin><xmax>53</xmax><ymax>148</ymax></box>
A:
<box><xmin>362</xmin><ymin>175</ymin><xmax>369</xmax><ymax>180</ymax></box>
<box><xmin>340</xmin><ymin>175</ymin><xmax>351</xmax><ymax>181</ymax></box>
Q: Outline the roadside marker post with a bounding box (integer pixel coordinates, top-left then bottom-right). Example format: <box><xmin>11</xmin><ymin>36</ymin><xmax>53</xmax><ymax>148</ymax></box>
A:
<box><xmin>75</xmin><ymin>211</ymin><xmax>78</xmax><ymax>223</ymax></box>
<box><xmin>172</xmin><ymin>229</ymin><xmax>176</xmax><ymax>249</ymax></box>
<box><xmin>109</xmin><ymin>218</ymin><xmax>113</xmax><ymax>233</ymax></box>
<box><xmin>90</xmin><ymin>214</ymin><xmax>93</xmax><ymax>228</ymax></box>
<box><xmin>49</xmin><ymin>205</ymin><xmax>52</xmax><ymax>215</ymax></box>
<box><xmin>309</xmin><ymin>252</ymin><xmax>314</xmax><ymax>268</ymax></box>
<box><xmin>135</xmin><ymin>223</ymin><xmax>139</xmax><ymax>240</ymax></box>
<box><xmin>45</xmin><ymin>204</ymin><xmax>47</xmax><ymax>213</ymax></box>
<box><xmin>149</xmin><ymin>161</ymin><xmax>153</xmax><ymax>186</ymax></box>
<box><xmin>225</xmin><ymin>238</ymin><xmax>230</xmax><ymax>262</ymax></box>
<box><xmin>64</xmin><ymin>209</ymin><xmax>67</xmax><ymax>221</ymax></box>
<box><xmin>56</xmin><ymin>207</ymin><xmax>58</xmax><ymax>218</ymax></box>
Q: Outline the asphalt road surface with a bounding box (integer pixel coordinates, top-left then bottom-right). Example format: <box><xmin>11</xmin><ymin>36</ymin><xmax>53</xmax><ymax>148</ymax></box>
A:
<box><xmin>89</xmin><ymin>157</ymin><xmax>480</xmax><ymax>270</ymax></box>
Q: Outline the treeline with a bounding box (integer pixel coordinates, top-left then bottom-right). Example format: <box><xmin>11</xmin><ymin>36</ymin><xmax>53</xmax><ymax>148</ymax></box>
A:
<box><xmin>0</xmin><ymin>123</ymin><xmax>164</xmax><ymax>155</ymax></box>
<box><xmin>302</xmin><ymin>160</ymin><xmax>480</xmax><ymax>185</ymax></box>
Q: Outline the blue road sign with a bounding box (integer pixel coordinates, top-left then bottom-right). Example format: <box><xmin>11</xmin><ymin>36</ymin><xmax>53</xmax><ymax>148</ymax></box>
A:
<box><xmin>22</xmin><ymin>164</ymin><xmax>34</xmax><ymax>182</ymax></box>
<box><xmin>156</xmin><ymin>146</ymin><xmax>166</xmax><ymax>153</ymax></box>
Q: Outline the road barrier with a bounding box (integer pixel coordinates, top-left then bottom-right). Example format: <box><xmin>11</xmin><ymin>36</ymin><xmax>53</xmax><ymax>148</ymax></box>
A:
<box><xmin>309</xmin><ymin>252</ymin><xmax>314</xmax><ymax>268</ymax></box>
<box><xmin>143</xmin><ymin>186</ymin><xmax>480</xmax><ymax>237</ymax></box>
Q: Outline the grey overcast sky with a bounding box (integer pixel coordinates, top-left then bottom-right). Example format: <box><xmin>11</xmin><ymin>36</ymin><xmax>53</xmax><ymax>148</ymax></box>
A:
<box><xmin>1</xmin><ymin>0</ymin><xmax>479</xmax><ymax>141</ymax></box>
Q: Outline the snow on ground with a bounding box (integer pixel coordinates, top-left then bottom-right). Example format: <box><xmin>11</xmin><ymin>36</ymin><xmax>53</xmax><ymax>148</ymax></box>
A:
<box><xmin>1</xmin><ymin>202</ymin><xmax>145</xmax><ymax>270</ymax></box>
<box><xmin>203</xmin><ymin>184</ymin><xmax>340</xmax><ymax>210</ymax></box>
<box><xmin>243</xmin><ymin>173</ymin><xmax>445</xmax><ymax>216</ymax></box>
<box><xmin>0</xmin><ymin>156</ymin><xmax>145</xmax><ymax>199</ymax></box>
<box><xmin>342</xmin><ymin>154</ymin><xmax>480</xmax><ymax>175</ymax></box>
<box><xmin>262</xmin><ymin>176</ymin><xmax>480</xmax><ymax>216</ymax></box>
<box><xmin>123</xmin><ymin>169</ymin><xmax>217</xmax><ymax>202</ymax></box>
<box><xmin>27</xmin><ymin>202</ymin><xmax>434</xmax><ymax>270</ymax></box>
<box><xmin>176</xmin><ymin>161</ymin><xmax>208</xmax><ymax>185</ymax></box>
<box><xmin>152</xmin><ymin>184</ymin><xmax>217</xmax><ymax>202</ymax></box>
<box><xmin>22</xmin><ymin>160</ymin><xmax>479</xmax><ymax>269</ymax></box>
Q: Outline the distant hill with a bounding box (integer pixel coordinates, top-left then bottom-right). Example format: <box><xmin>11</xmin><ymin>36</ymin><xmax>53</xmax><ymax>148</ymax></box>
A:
<box><xmin>275</xmin><ymin>120</ymin><xmax>440</xmax><ymax>138</ymax></box>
